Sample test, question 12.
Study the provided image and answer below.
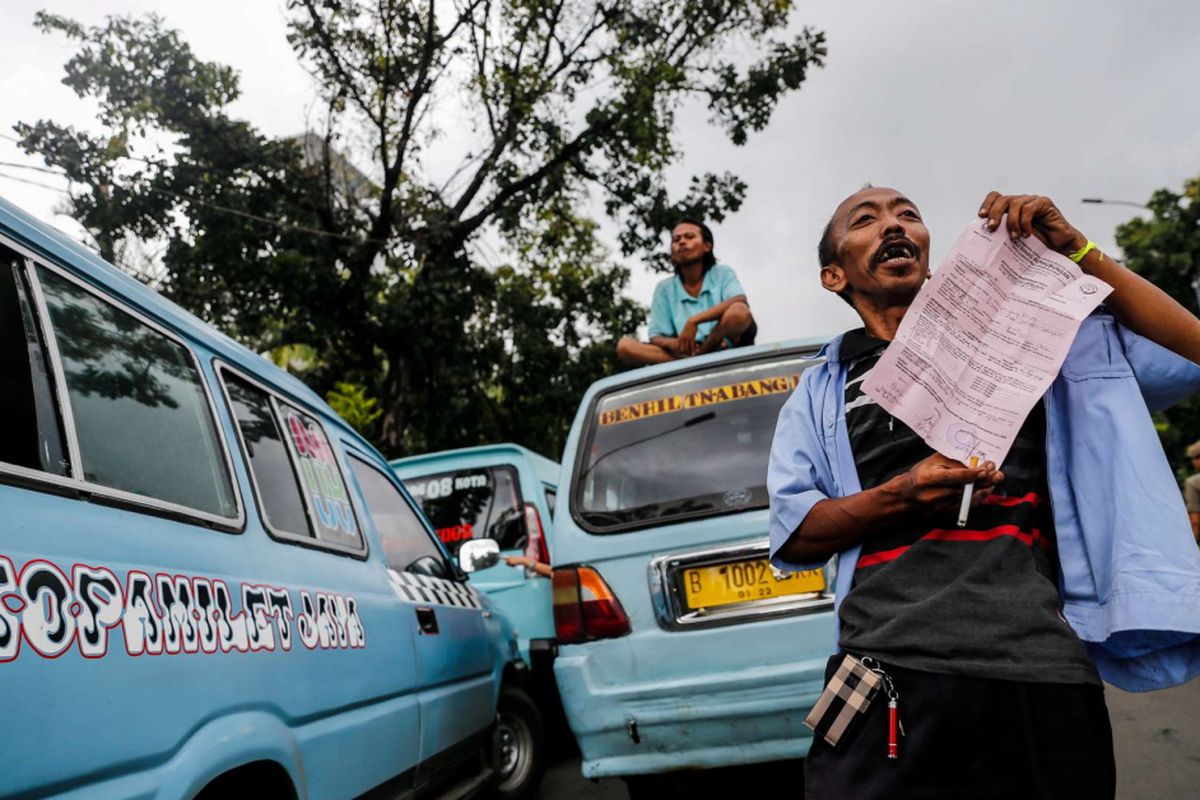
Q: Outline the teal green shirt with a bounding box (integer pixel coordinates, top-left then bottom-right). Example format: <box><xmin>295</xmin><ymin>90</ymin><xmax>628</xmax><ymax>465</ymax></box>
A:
<box><xmin>647</xmin><ymin>263</ymin><xmax>745</xmax><ymax>343</ymax></box>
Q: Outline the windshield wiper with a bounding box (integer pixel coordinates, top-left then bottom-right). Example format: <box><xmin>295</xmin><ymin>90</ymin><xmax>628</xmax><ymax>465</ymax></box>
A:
<box><xmin>580</xmin><ymin>411</ymin><xmax>716</xmax><ymax>482</ymax></box>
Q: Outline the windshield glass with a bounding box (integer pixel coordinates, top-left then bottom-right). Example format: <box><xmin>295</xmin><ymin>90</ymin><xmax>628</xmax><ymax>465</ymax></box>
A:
<box><xmin>403</xmin><ymin>465</ymin><xmax>526</xmax><ymax>555</ymax></box>
<box><xmin>574</xmin><ymin>353</ymin><xmax>819</xmax><ymax>532</ymax></box>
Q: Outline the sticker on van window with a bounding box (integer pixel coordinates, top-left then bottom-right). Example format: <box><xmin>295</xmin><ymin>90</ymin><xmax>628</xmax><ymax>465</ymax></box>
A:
<box><xmin>0</xmin><ymin>554</ymin><xmax>365</xmax><ymax>663</ymax></box>
<box><xmin>598</xmin><ymin>374</ymin><xmax>802</xmax><ymax>426</ymax></box>
<box><xmin>437</xmin><ymin>524</ymin><xmax>474</xmax><ymax>544</ymax></box>
<box><xmin>283</xmin><ymin>408</ymin><xmax>359</xmax><ymax>540</ymax></box>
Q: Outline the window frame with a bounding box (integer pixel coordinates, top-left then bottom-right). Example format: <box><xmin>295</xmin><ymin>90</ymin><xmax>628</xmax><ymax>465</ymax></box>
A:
<box><xmin>346</xmin><ymin>448</ymin><xmax>460</xmax><ymax>579</ymax></box>
<box><xmin>0</xmin><ymin>232</ymin><xmax>245</xmax><ymax>532</ymax></box>
<box><xmin>216</xmin><ymin>360</ymin><xmax>368</xmax><ymax>559</ymax></box>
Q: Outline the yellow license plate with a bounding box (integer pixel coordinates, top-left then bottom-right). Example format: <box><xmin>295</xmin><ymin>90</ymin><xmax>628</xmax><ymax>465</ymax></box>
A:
<box><xmin>682</xmin><ymin>559</ymin><xmax>824</xmax><ymax>610</ymax></box>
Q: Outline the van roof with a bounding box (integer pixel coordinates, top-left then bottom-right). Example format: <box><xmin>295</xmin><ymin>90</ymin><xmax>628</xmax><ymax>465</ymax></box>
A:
<box><xmin>390</xmin><ymin>443</ymin><xmax>560</xmax><ymax>485</ymax></box>
<box><xmin>586</xmin><ymin>336</ymin><xmax>829</xmax><ymax>398</ymax></box>
<box><xmin>0</xmin><ymin>194</ymin><xmax>377</xmax><ymax>454</ymax></box>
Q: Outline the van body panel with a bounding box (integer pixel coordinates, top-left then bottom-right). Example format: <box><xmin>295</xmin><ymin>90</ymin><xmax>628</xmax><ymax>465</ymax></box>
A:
<box><xmin>552</xmin><ymin>341</ymin><xmax>835</xmax><ymax>776</ymax></box>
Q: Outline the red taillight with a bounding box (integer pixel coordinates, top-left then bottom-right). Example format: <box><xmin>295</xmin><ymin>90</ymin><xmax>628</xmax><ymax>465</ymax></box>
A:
<box><xmin>523</xmin><ymin>503</ymin><xmax>550</xmax><ymax>565</ymax></box>
<box><xmin>552</xmin><ymin>566</ymin><xmax>631</xmax><ymax>644</ymax></box>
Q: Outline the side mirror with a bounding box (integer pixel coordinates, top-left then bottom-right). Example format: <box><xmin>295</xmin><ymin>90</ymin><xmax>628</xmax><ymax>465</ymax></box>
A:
<box><xmin>458</xmin><ymin>539</ymin><xmax>500</xmax><ymax>574</ymax></box>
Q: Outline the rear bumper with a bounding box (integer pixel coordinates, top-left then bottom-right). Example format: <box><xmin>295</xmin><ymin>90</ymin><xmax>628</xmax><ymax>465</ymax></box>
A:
<box><xmin>554</xmin><ymin>649</ymin><xmax>827</xmax><ymax>777</ymax></box>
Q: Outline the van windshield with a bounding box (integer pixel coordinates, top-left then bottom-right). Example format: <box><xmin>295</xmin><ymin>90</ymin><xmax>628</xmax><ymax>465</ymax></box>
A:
<box><xmin>574</xmin><ymin>352</ymin><xmax>819</xmax><ymax>532</ymax></box>
<box><xmin>402</xmin><ymin>465</ymin><xmax>526</xmax><ymax>555</ymax></box>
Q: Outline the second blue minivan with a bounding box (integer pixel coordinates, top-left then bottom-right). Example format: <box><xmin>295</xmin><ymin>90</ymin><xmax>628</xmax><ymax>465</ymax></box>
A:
<box><xmin>551</xmin><ymin>339</ymin><xmax>835</xmax><ymax>792</ymax></box>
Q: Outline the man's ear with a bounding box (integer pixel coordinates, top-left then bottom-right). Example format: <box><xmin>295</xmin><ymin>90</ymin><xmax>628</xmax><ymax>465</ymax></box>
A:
<box><xmin>820</xmin><ymin>263</ymin><xmax>847</xmax><ymax>295</ymax></box>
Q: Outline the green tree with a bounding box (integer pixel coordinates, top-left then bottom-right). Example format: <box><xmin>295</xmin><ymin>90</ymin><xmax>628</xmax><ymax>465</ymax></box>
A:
<box><xmin>1115</xmin><ymin>176</ymin><xmax>1200</xmax><ymax>480</ymax></box>
<box><xmin>17</xmin><ymin>4</ymin><xmax>826</xmax><ymax>456</ymax></box>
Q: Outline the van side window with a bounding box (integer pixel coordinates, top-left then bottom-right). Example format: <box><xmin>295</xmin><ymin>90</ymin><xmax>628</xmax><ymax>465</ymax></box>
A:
<box><xmin>488</xmin><ymin>467</ymin><xmax>525</xmax><ymax>549</ymax></box>
<box><xmin>36</xmin><ymin>265</ymin><xmax>237</xmax><ymax>518</ymax></box>
<box><xmin>277</xmin><ymin>402</ymin><xmax>362</xmax><ymax>550</ymax></box>
<box><xmin>349</xmin><ymin>456</ymin><xmax>449</xmax><ymax>578</ymax></box>
<box><xmin>223</xmin><ymin>374</ymin><xmax>311</xmax><ymax>538</ymax></box>
<box><xmin>544</xmin><ymin>488</ymin><xmax>556</xmax><ymax>519</ymax></box>
<box><xmin>0</xmin><ymin>250</ymin><xmax>66</xmax><ymax>476</ymax></box>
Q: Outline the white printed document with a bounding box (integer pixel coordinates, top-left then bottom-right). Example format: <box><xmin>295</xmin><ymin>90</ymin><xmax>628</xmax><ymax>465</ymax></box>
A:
<box><xmin>862</xmin><ymin>219</ymin><xmax>1113</xmax><ymax>466</ymax></box>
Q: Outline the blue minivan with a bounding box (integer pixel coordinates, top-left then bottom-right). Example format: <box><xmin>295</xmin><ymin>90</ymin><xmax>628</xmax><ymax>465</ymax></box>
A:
<box><xmin>391</xmin><ymin>445</ymin><xmax>558</xmax><ymax>667</ymax></box>
<box><xmin>392</xmin><ymin>445</ymin><xmax>559</xmax><ymax>791</ymax></box>
<box><xmin>551</xmin><ymin>339</ymin><xmax>835</xmax><ymax>789</ymax></box>
<box><xmin>0</xmin><ymin>195</ymin><xmax>537</xmax><ymax>800</ymax></box>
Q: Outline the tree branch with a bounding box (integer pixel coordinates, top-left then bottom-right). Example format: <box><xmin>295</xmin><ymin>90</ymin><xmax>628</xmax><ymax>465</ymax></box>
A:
<box><xmin>298</xmin><ymin>0</ymin><xmax>383</xmax><ymax>127</ymax></box>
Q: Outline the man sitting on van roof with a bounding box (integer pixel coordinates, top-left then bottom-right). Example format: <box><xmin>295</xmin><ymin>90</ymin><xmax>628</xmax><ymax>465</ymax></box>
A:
<box><xmin>768</xmin><ymin>187</ymin><xmax>1200</xmax><ymax>799</ymax></box>
<box><xmin>616</xmin><ymin>219</ymin><xmax>756</xmax><ymax>366</ymax></box>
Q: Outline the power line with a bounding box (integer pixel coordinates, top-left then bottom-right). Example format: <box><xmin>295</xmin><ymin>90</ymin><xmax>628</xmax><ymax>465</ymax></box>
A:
<box><xmin>0</xmin><ymin>172</ymin><xmax>378</xmax><ymax>244</ymax></box>
<box><xmin>2</xmin><ymin>132</ymin><xmax>386</xmax><ymax>243</ymax></box>
<box><xmin>0</xmin><ymin>161</ymin><xmax>66</xmax><ymax>176</ymax></box>
<box><xmin>141</xmin><ymin>184</ymin><xmax>376</xmax><ymax>242</ymax></box>
<box><xmin>0</xmin><ymin>171</ymin><xmax>70</xmax><ymax>194</ymax></box>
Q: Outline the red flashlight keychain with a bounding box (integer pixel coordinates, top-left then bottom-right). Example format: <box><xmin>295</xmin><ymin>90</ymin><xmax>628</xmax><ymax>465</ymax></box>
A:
<box><xmin>883</xmin><ymin>674</ymin><xmax>902</xmax><ymax>759</ymax></box>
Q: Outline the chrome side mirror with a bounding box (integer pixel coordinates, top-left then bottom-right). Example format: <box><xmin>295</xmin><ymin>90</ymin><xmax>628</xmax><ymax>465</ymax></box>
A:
<box><xmin>458</xmin><ymin>539</ymin><xmax>500</xmax><ymax>574</ymax></box>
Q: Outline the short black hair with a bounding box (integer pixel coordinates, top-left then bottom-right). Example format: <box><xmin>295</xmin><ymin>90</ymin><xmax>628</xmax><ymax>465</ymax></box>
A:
<box><xmin>818</xmin><ymin>184</ymin><xmax>873</xmax><ymax>308</ymax></box>
<box><xmin>818</xmin><ymin>213</ymin><xmax>855</xmax><ymax>308</ymax></box>
<box><xmin>673</xmin><ymin>218</ymin><xmax>717</xmax><ymax>273</ymax></box>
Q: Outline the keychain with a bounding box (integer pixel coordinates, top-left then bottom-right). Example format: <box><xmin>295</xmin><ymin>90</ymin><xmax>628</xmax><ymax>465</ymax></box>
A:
<box><xmin>883</xmin><ymin>674</ymin><xmax>901</xmax><ymax>759</ymax></box>
<box><xmin>862</xmin><ymin>657</ymin><xmax>904</xmax><ymax>760</ymax></box>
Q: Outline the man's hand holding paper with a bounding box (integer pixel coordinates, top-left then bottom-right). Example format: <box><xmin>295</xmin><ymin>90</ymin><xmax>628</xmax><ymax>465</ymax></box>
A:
<box><xmin>862</xmin><ymin>211</ymin><xmax>1113</xmax><ymax>468</ymax></box>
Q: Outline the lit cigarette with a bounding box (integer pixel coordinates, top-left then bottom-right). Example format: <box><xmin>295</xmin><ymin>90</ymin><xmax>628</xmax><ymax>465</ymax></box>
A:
<box><xmin>957</xmin><ymin>456</ymin><xmax>979</xmax><ymax>528</ymax></box>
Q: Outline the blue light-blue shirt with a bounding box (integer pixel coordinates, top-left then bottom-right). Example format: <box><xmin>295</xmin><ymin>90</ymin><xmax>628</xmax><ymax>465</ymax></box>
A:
<box><xmin>648</xmin><ymin>263</ymin><xmax>745</xmax><ymax>342</ymax></box>
<box><xmin>767</xmin><ymin>312</ymin><xmax>1200</xmax><ymax>692</ymax></box>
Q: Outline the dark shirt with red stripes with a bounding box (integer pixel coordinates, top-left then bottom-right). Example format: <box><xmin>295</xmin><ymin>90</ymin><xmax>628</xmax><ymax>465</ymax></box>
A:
<box><xmin>836</xmin><ymin>330</ymin><xmax>1099</xmax><ymax>684</ymax></box>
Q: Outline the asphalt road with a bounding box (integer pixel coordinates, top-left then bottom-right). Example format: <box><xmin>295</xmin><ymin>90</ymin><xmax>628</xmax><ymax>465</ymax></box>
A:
<box><xmin>536</xmin><ymin>679</ymin><xmax>1200</xmax><ymax>799</ymax></box>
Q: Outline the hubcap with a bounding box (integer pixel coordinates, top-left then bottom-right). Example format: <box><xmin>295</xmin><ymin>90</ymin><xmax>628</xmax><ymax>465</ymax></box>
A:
<box><xmin>496</xmin><ymin>710</ymin><xmax>533</xmax><ymax>791</ymax></box>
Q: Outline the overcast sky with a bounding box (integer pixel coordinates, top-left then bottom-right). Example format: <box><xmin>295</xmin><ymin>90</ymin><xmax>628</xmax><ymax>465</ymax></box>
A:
<box><xmin>3</xmin><ymin>1</ymin><xmax>1198</xmax><ymax>343</ymax></box>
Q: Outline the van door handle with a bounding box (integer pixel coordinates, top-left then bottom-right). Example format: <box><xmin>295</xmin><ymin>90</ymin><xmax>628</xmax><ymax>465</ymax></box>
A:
<box><xmin>416</xmin><ymin>606</ymin><xmax>439</xmax><ymax>635</ymax></box>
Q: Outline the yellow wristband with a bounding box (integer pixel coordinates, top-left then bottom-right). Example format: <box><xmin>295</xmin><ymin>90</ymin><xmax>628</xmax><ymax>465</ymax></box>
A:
<box><xmin>1068</xmin><ymin>240</ymin><xmax>1097</xmax><ymax>263</ymax></box>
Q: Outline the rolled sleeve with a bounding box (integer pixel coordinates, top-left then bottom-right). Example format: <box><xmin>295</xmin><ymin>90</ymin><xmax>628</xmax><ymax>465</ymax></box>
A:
<box><xmin>716</xmin><ymin>264</ymin><xmax>746</xmax><ymax>302</ymax></box>
<box><xmin>1118</xmin><ymin>323</ymin><xmax>1200</xmax><ymax>412</ymax></box>
<box><xmin>768</xmin><ymin>376</ymin><xmax>832</xmax><ymax>572</ymax></box>
<box><xmin>647</xmin><ymin>281</ymin><xmax>674</xmax><ymax>339</ymax></box>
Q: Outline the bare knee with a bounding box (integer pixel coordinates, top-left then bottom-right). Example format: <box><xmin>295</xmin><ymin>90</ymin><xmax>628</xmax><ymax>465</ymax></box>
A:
<box><xmin>616</xmin><ymin>337</ymin><xmax>634</xmax><ymax>361</ymax></box>
<box><xmin>723</xmin><ymin>302</ymin><xmax>753</xmax><ymax>332</ymax></box>
<box><xmin>616</xmin><ymin>337</ymin><xmax>644</xmax><ymax>365</ymax></box>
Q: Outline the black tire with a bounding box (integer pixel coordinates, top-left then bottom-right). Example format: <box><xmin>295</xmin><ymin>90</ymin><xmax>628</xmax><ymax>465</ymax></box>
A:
<box><xmin>622</xmin><ymin>774</ymin><xmax>672</xmax><ymax>799</ymax></box>
<box><xmin>489</xmin><ymin>686</ymin><xmax>546</xmax><ymax>800</ymax></box>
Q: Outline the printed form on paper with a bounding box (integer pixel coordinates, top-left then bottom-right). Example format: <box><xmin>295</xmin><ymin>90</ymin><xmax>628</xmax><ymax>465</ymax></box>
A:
<box><xmin>861</xmin><ymin>219</ymin><xmax>1113</xmax><ymax>467</ymax></box>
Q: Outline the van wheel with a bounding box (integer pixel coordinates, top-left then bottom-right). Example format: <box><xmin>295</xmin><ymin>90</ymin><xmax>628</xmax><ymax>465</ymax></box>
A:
<box><xmin>622</xmin><ymin>774</ymin><xmax>671</xmax><ymax>799</ymax></box>
<box><xmin>491</xmin><ymin>686</ymin><xmax>545</xmax><ymax>800</ymax></box>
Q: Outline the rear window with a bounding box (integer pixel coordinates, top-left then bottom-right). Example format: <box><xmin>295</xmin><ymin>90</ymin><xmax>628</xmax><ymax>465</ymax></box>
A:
<box><xmin>403</xmin><ymin>465</ymin><xmax>526</xmax><ymax>555</ymax></box>
<box><xmin>573</xmin><ymin>353</ymin><xmax>818</xmax><ymax>533</ymax></box>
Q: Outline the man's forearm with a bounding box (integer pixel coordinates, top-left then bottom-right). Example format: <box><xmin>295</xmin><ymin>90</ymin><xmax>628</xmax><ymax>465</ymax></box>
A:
<box><xmin>1077</xmin><ymin>247</ymin><xmax>1200</xmax><ymax>365</ymax></box>
<box><xmin>777</xmin><ymin>480</ymin><xmax>913</xmax><ymax>564</ymax></box>
<box><xmin>649</xmin><ymin>335</ymin><xmax>678</xmax><ymax>350</ymax></box>
<box><xmin>689</xmin><ymin>295</ymin><xmax>748</xmax><ymax>326</ymax></box>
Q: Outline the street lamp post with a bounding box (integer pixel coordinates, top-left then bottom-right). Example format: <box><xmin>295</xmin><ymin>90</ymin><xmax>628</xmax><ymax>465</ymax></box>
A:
<box><xmin>1082</xmin><ymin>197</ymin><xmax>1200</xmax><ymax>315</ymax></box>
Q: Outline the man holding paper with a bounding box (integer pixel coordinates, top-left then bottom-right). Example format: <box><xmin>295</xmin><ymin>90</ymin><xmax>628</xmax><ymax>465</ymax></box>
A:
<box><xmin>769</xmin><ymin>187</ymin><xmax>1200</xmax><ymax>799</ymax></box>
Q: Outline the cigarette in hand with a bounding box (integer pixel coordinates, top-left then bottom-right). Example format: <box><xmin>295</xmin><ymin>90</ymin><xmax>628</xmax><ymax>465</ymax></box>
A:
<box><xmin>957</xmin><ymin>456</ymin><xmax>979</xmax><ymax>528</ymax></box>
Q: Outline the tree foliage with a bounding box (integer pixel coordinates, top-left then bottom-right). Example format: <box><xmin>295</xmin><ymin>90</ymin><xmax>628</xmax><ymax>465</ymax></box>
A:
<box><xmin>1115</xmin><ymin>176</ymin><xmax>1200</xmax><ymax>480</ymax></box>
<box><xmin>17</xmin><ymin>3</ymin><xmax>826</xmax><ymax>457</ymax></box>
